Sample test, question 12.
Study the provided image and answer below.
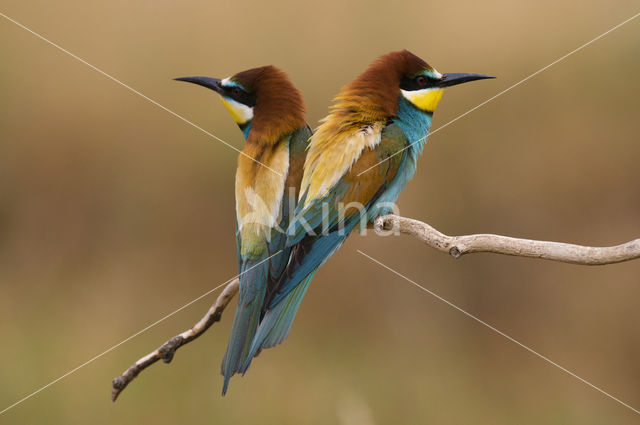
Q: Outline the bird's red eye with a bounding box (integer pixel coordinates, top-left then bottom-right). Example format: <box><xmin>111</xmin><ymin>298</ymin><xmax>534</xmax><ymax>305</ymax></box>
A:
<box><xmin>233</xmin><ymin>87</ymin><xmax>241</xmax><ymax>96</ymax></box>
<box><xmin>416</xmin><ymin>76</ymin><xmax>427</xmax><ymax>87</ymax></box>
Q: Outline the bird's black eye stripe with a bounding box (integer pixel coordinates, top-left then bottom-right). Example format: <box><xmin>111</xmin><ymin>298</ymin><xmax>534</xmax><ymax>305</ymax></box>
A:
<box><xmin>223</xmin><ymin>85</ymin><xmax>257</xmax><ymax>107</ymax></box>
<box><xmin>400</xmin><ymin>75</ymin><xmax>439</xmax><ymax>91</ymax></box>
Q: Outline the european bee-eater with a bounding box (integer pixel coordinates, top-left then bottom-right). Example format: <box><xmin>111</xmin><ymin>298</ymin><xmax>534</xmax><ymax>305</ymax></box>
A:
<box><xmin>175</xmin><ymin>66</ymin><xmax>311</xmax><ymax>394</ymax></box>
<box><xmin>248</xmin><ymin>50</ymin><xmax>493</xmax><ymax>360</ymax></box>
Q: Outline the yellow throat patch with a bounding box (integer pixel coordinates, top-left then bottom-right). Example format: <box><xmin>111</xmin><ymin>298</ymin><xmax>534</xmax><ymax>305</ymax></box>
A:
<box><xmin>401</xmin><ymin>88</ymin><xmax>444</xmax><ymax>112</ymax></box>
<box><xmin>220</xmin><ymin>97</ymin><xmax>254</xmax><ymax>125</ymax></box>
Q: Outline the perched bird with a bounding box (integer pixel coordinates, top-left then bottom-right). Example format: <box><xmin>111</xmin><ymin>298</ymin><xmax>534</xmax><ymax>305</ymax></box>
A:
<box><xmin>175</xmin><ymin>66</ymin><xmax>311</xmax><ymax>394</ymax></box>
<box><xmin>247</xmin><ymin>50</ymin><xmax>494</xmax><ymax>361</ymax></box>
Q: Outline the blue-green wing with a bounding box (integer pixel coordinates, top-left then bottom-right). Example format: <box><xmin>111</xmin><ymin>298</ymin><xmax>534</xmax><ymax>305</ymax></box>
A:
<box><xmin>271</xmin><ymin>124</ymin><xmax>409</xmax><ymax>308</ymax></box>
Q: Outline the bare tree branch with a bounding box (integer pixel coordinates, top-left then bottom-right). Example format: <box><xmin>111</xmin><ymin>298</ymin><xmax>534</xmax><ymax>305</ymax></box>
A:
<box><xmin>375</xmin><ymin>215</ymin><xmax>640</xmax><ymax>265</ymax></box>
<box><xmin>110</xmin><ymin>278</ymin><xmax>239</xmax><ymax>402</ymax></box>
<box><xmin>111</xmin><ymin>215</ymin><xmax>640</xmax><ymax>401</ymax></box>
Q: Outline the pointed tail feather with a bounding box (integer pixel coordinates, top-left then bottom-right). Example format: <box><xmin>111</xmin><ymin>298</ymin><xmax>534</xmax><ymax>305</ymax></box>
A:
<box><xmin>240</xmin><ymin>272</ymin><xmax>315</xmax><ymax>373</ymax></box>
<box><xmin>269</xmin><ymin>226</ymin><xmax>354</xmax><ymax>308</ymax></box>
<box><xmin>221</xmin><ymin>259</ymin><xmax>268</xmax><ymax>395</ymax></box>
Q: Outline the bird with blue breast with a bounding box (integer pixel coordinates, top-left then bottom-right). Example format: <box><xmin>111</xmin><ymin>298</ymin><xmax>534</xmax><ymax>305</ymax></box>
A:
<box><xmin>244</xmin><ymin>50</ymin><xmax>494</xmax><ymax>368</ymax></box>
<box><xmin>175</xmin><ymin>65</ymin><xmax>312</xmax><ymax>395</ymax></box>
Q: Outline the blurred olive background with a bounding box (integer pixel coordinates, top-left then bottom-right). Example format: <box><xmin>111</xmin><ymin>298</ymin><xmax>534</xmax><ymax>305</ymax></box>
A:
<box><xmin>1</xmin><ymin>0</ymin><xmax>639</xmax><ymax>423</ymax></box>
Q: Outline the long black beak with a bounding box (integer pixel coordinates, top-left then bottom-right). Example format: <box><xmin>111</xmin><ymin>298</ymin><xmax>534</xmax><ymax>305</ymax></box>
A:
<box><xmin>174</xmin><ymin>76</ymin><xmax>223</xmax><ymax>94</ymax></box>
<box><xmin>437</xmin><ymin>73</ymin><xmax>495</xmax><ymax>88</ymax></box>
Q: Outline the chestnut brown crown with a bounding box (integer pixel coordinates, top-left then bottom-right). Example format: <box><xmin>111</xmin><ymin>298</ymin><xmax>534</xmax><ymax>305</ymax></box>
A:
<box><xmin>232</xmin><ymin>66</ymin><xmax>306</xmax><ymax>144</ymax></box>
